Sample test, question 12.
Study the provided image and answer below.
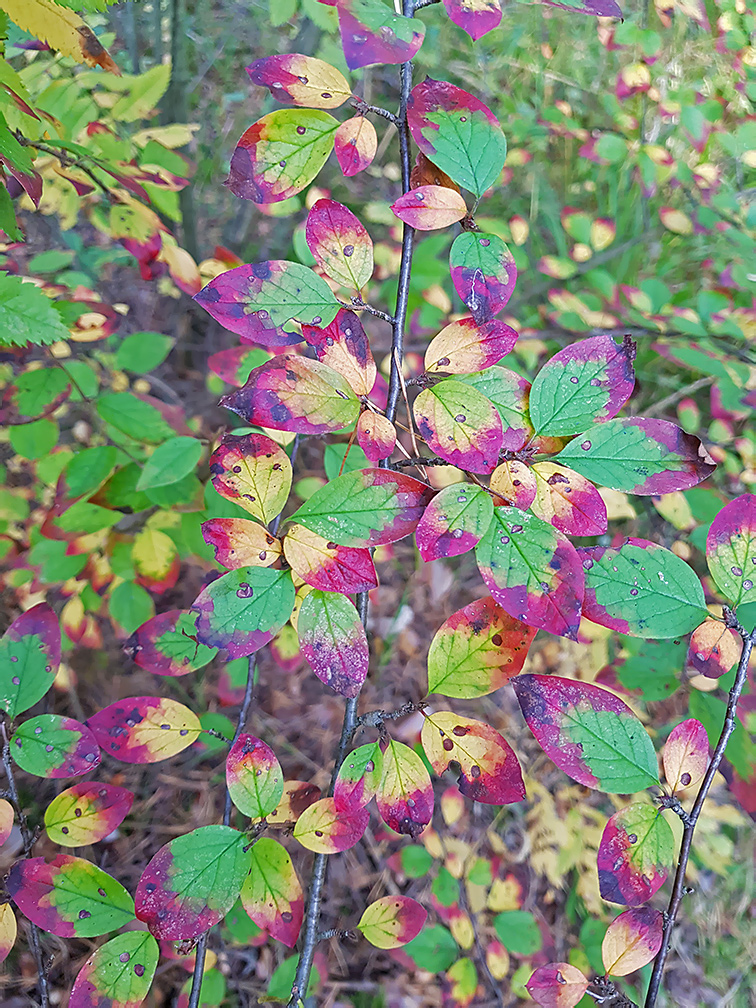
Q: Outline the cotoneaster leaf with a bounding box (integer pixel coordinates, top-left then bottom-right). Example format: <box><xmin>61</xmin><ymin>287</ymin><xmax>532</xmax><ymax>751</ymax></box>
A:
<box><xmin>202</xmin><ymin>518</ymin><xmax>282</xmax><ymax>569</ymax></box>
<box><xmin>0</xmin><ymin>904</ymin><xmax>15</xmax><ymax>965</ymax></box>
<box><xmin>526</xmin><ymin>963</ymin><xmax>589</xmax><ymax>1008</ymax></box>
<box><xmin>209</xmin><ymin>432</ymin><xmax>292</xmax><ymax>525</ymax></box>
<box><xmin>601</xmin><ymin>907</ymin><xmax>663</xmax><ymax>977</ymax></box>
<box><xmin>305</xmin><ymin>199</ymin><xmax>373</xmax><ymax>290</ymax></box>
<box><xmin>69</xmin><ymin>931</ymin><xmax>159</xmax><ymax>1008</ymax></box>
<box><xmin>376</xmin><ymin>739</ymin><xmax>434</xmax><ymax>838</ymax></box>
<box><xmin>449</xmin><ymin>232</ymin><xmax>517</xmax><ymax>321</ymax></box>
<box><xmin>413</xmin><ymin>379</ymin><xmax>503</xmax><ymax>473</ymax></box>
<box><xmin>662</xmin><ymin>718</ymin><xmax>709</xmax><ymax>792</ymax></box>
<box><xmin>457</xmin><ymin>366</ymin><xmax>532</xmax><ymax>451</ymax></box>
<box><xmin>44</xmin><ymin>782</ymin><xmax>133</xmax><ymax>846</ymax></box>
<box><xmin>297</xmin><ymin>590</ymin><xmax>369</xmax><ymax>698</ymax></box>
<box><xmin>87</xmin><ymin>697</ymin><xmax>201</xmax><ymax>763</ymax></box>
<box><xmin>125</xmin><ymin>609</ymin><xmax>217</xmax><ymax>677</ymax></box>
<box><xmin>241</xmin><ymin>837</ymin><xmax>304</xmax><ymax>947</ymax></box>
<box><xmin>357</xmin><ymin>895</ymin><xmax>427</xmax><ymax>949</ymax></box>
<box><xmin>246</xmin><ymin>54</ymin><xmax>351</xmax><ymax>109</ymax></box>
<box><xmin>333</xmin><ymin>0</ymin><xmax>425</xmax><ymax>69</ymax></box>
<box><xmin>11</xmin><ymin>715</ymin><xmax>100</xmax><ymax>778</ymax></box>
<box><xmin>283</xmin><ymin>523</ymin><xmax>377</xmax><ymax>594</ymax></box>
<box><xmin>687</xmin><ymin>617</ymin><xmax>740</xmax><ymax>678</ymax></box>
<box><xmin>0</xmin><ymin>602</ymin><xmax>61</xmax><ymax>719</ymax></box>
<box><xmin>415</xmin><ymin>483</ymin><xmax>494</xmax><ymax>562</ymax></box>
<box><xmin>226</xmin><ymin>734</ymin><xmax>284</xmax><ymax>818</ymax></box>
<box><xmin>334</xmin><ymin>115</ymin><xmax>378</xmax><ymax>176</ymax></box>
<box><xmin>390</xmin><ymin>185</ymin><xmax>467</xmax><ymax>230</ymax></box>
<box><xmin>356</xmin><ymin>411</ymin><xmax>396</xmax><ymax>462</ymax></box>
<box><xmin>442</xmin><ymin>0</ymin><xmax>501</xmax><ymax>40</ymax></box>
<box><xmin>424</xmin><ymin>317</ymin><xmax>518</xmax><ymax>375</ymax></box>
<box><xmin>489</xmin><ymin>460</ymin><xmax>537</xmax><ymax>509</ymax></box>
<box><xmin>597</xmin><ymin>804</ymin><xmax>674</xmax><ymax>906</ymax></box>
<box><xmin>705</xmin><ymin>493</ymin><xmax>756</xmax><ymax>607</ymax></box>
<box><xmin>334</xmin><ymin>741</ymin><xmax>383</xmax><ymax>811</ymax></box>
<box><xmin>293</xmin><ymin>796</ymin><xmax>369</xmax><ymax>853</ymax></box>
<box><xmin>301</xmin><ymin>309</ymin><xmax>376</xmax><ymax>396</ymax></box>
<box><xmin>530</xmin><ymin>462</ymin><xmax>608</xmax><ymax>536</ymax></box>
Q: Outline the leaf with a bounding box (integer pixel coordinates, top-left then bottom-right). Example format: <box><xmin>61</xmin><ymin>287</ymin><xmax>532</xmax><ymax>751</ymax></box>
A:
<box><xmin>357</xmin><ymin>411</ymin><xmax>396</xmax><ymax>462</ymax></box>
<box><xmin>132</xmin><ymin>528</ymin><xmax>178</xmax><ymax>588</ymax></box>
<box><xmin>414</xmin><ymin>378</ymin><xmax>503</xmax><ymax>473</ymax></box>
<box><xmin>124</xmin><ymin>610</ymin><xmax>216</xmax><ymax>678</ymax></box>
<box><xmin>208</xmin><ymin>346</ymin><xmax>271</xmax><ymax>387</ymax></box>
<box><xmin>8</xmin><ymin>856</ymin><xmax>135</xmax><ymax>937</ymax></box>
<box><xmin>358</xmin><ymin>896</ymin><xmax>427</xmax><ymax>949</ymax></box>
<box><xmin>427</xmin><ymin>596</ymin><xmax>536</xmax><ymax>698</ymax></box>
<box><xmin>226</xmin><ymin>734</ymin><xmax>284</xmax><ymax>818</ymax></box>
<box><xmin>246</xmin><ymin>54</ymin><xmax>350</xmax><ymax>108</ymax></box>
<box><xmin>422</xmin><ymin>711</ymin><xmax>525</xmax><ymax>804</ymax></box>
<box><xmin>264</xmin><ymin>780</ymin><xmax>321</xmax><ymax>825</ymax></box>
<box><xmin>11</xmin><ymin>715</ymin><xmax>100</xmax><ymax>778</ymax></box>
<box><xmin>203</xmin><ymin>518</ymin><xmax>282</xmax><ymax>569</ymax></box>
<box><xmin>407</xmin><ymin>79</ymin><xmax>507</xmax><ymax>197</ymax></box>
<box><xmin>0</xmin><ymin>903</ymin><xmax>16</xmax><ymax>965</ymax></box>
<box><xmin>241</xmin><ymin>837</ymin><xmax>304</xmax><ymax>947</ymax></box>
<box><xmin>662</xmin><ymin>718</ymin><xmax>709</xmax><ymax>792</ymax></box>
<box><xmin>512</xmin><ymin>674</ymin><xmax>660</xmax><ymax>793</ymax></box>
<box><xmin>44</xmin><ymin>782</ymin><xmax>134</xmax><ymax>847</ymax></box>
<box><xmin>415</xmin><ymin>483</ymin><xmax>494</xmax><ymax>562</ymax></box>
<box><xmin>291</xmin><ymin>468</ymin><xmax>434</xmax><ymax>547</ymax></box>
<box><xmin>457</xmin><ymin>366</ymin><xmax>532</xmax><ymax>451</ymax></box>
<box><xmin>69</xmin><ymin>931</ymin><xmax>159</xmax><ymax>1008</ymax></box>
<box><xmin>0</xmin><ymin>602</ymin><xmax>60</xmax><ymax>719</ymax></box>
<box><xmin>526</xmin><ymin>963</ymin><xmax>589</xmax><ymax>1008</ymax></box>
<box><xmin>556</xmin><ymin>418</ymin><xmax>716</xmax><ymax>495</ymax></box>
<box><xmin>109</xmin><ymin>583</ymin><xmax>155</xmax><ymax>636</ymax></box>
<box><xmin>305</xmin><ymin>200</ymin><xmax>373</xmax><ymax>290</ymax></box>
<box><xmin>424</xmin><ymin>317</ymin><xmax>517</xmax><ymax>375</ymax></box>
<box><xmin>220</xmin><ymin>355</ymin><xmax>360</xmax><ymax>436</ymax></box>
<box><xmin>333</xmin><ymin>0</ymin><xmax>425</xmax><ymax>69</ymax></box>
<box><xmin>449</xmin><ymin>232</ymin><xmax>517</xmax><ymax>320</ymax></box>
<box><xmin>686</xmin><ymin>617</ymin><xmax>740</xmax><ymax>679</ymax></box>
<box><xmin>136</xmin><ymin>436</ymin><xmax>202</xmax><ymax>491</ymax></box>
<box><xmin>528</xmin><ymin>334</ymin><xmax>636</xmax><ymax>437</ymax></box>
<box><xmin>209</xmin><ymin>432</ymin><xmax>292</xmax><ymax>525</ymax></box>
<box><xmin>115</xmin><ymin>331</ymin><xmax>174</xmax><ymax>374</ymax></box>
<box><xmin>87</xmin><ymin>697</ymin><xmax>201</xmax><ymax>763</ymax></box>
<box><xmin>376</xmin><ymin>739</ymin><xmax>434</xmax><ymax>838</ymax></box>
<box><xmin>391</xmin><ymin>186</ymin><xmax>468</xmax><ymax>230</ymax></box>
<box><xmin>283</xmin><ymin>523</ymin><xmax>377</xmax><ymax>594</ymax></box>
<box><xmin>442</xmin><ymin>0</ymin><xmax>501</xmax><ymax>38</ymax></box>
<box><xmin>602</xmin><ymin>907</ymin><xmax>663</xmax><ymax>976</ymax></box>
<box><xmin>597</xmin><ymin>804</ymin><xmax>674</xmax><ymax>906</ymax></box>
<box><xmin>334</xmin><ymin>741</ymin><xmax>383</xmax><ymax>811</ymax></box>
<box><xmin>489</xmin><ymin>460</ymin><xmax>537</xmax><ymax>510</ymax></box>
<box><xmin>530</xmin><ymin>462</ymin><xmax>608</xmax><ymax>536</ymax></box>
<box><xmin>195</xmin><ymin>261</ymin><xmax>339</xmax><ymax>340</ymax></box>
<box><xmin>96</xmin><ymin>393</ymin><xmax>174</xmax><ymax>444</ymax></box>
<box><xmin>334</xmin><ymin>115</ymin><xmax>377</xmax><ymax>176</ymax></box>
<box><xmin>705</xmin><ymin>493</ymin><xmax>756</xmax><ymax>607</ymax></box>
<box><xmin>297</xmin><ymin>590</ymin><xmax>369</xmax><ymax>698</ymax></box>
<box><xmin>0</xmin><ymin>274</ymin><xmax>70</xmax><ymax>348</ymax></box>
<box><xmin>0</xmin><ymin>0</ymin><xmax>120</xmax><ymax>72</ymax></box>
<box><xmin>301</xmin><ymin>309</ymin><xmax>376</xmax><ymax>396</ymax></box>
<box><xmin>492</xmin><ymin>910</ymin><xmax>542</xmax><ymax>954</ymax></box>
<box><xmin>579</xmin><ymin>538</ymin><xmax>708</xmax><ymax>638</ymax></box>
<box><xmin>225</xmin><ymin>109</ymin><xmax>338</xmax><ymax>203</ymax></box>
<box><xmin>192</xmin><ymin>567</ymin><xmax>295</xmax><ymax>658</ymax></box>
<box><xmin>135</xmin><ymin>825</ymin><xmax>251</xmax><ymax>940</ymax></box>
<box><xmin>543</xmin><ymin>0</ymin><xmax>622</xmax><ymax>15</ymax></box>
<box><xmin>293</xmin><ymin>796</ymin><xmax>369</xmax><ymax>853</ymax></box>
<box><xmin>475</xmin><ymin>507</ymin><xmax>584</xmax><ymax>640</ymax></box>
<box><xmin>0</xmin><ymin>798</ymin><xmax>12</xmax><ymax>846</ymax></box>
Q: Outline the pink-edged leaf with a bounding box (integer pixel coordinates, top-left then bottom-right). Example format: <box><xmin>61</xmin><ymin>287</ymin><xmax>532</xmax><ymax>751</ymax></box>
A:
<box><xmin>424</xmin><ymin>317</ymin><xmax>517</xmax><ymax>375</ymax></box>
<box><xmin>421</xmin><ymin>711</ymin><xmax>525</xmax><ymax>805</ymax></box>
<box><xmin>705</xmin><ymin>493</ymin><xmax>756</xmax><ymax>607</ymax></box>
<box><xmin>512</xmin><ymin>674</ymin><xmax>660</xmax><ymax>793</ymax></box>
<box><xmin>283</xmin><ymin>523</ymin><xmax>377</xmax><ymax>594</ymax></box>
<box><xmin>686</xmin><ymin>617</ymin><xmax>740</xmax><ymax>678</ymax></box>
<box><xmin>87</xmin><ymin>697</ymin><xmax>201</xmax><ymax>763</ymax></box>
<box><xmin>449</xmin><ymin>232</ymin><xmax>517</xmax><ymax>321</ymax></box>
<box><xmin>124</xmin><ymin>610</ymin><xmax>217</xmax><ymax>678</ymax></box>
<box><xmin>528</xmin><ymin>334</ymin><xmax>636</xmax><ymax>436</ymax></box>
<box><xmin>415</xmin><ymin>483</ymin><xmax>494</xmax><ymax>562</ymax></box>
<box><xmin>579</xmin><ymin>539</ymin><xmax>708</xmax><ymax>638</ymax></box>
<box><xmin>356</xmin><ymin>411</ymin><xmax>396</xmax><ymax>462</ymax></box>
<box><xmin>544</xmin><ymin>0</ymin><xmax>622</xmax><ymax>17</ymax></box>
<box><xmin>69</xmin><ymin>930</ymin><xmax>159</xmax><ymax>1008</ymax></box>
<box><xmin>427</xmin><ymin>596</ymin><xmax>536</xmax><ymax>698</ymax></box>
<box><xmin>305</xmin><ymin>200</ymin><xmax>373</xmax><ymax>290</ymax></box>
<box><xmin>44</xmin><ymin>782</ymin><xmax>134</xmax><ymax>847</ymax></box>
<box><xmin>0</xmin><ymin>904</ymin><xmax>15</xmax><ymax>965</ymax></box>
<box><xmin>246</xmin><ymin>54</ymin><xmax>351</xmax><ymax>108</ymax></box>
<box><xmin>297</xmin><ymin>590</ymin><xmax>368</xmax><ymax>698</ymax></box>
<box><xmin>0</xmin><ymin>601</ymin><xmax>61</xmax><ymax>719</ymax></box>
<box><xmin>8</xmin><ymin>856</ymin><xmax>135</xmax><ymax>937</ymax></box>
<box><xmin>220</xmin><ymin>355</ymin><xmax>360</xmax><ymax>435</ymax></box>
<box><xmin>459</xmin><ymin>366</ymin><xmax>533</xmax><ymax>451</ymax></box>
<box><xmin>530</xmin><ymin>461</ymin><xmax>607</xmax><ymax>536</ymax></box>
<box><xmin>209</xmin><ymin>432</ymin><xmax>292</xmax><ymax>525</ymax></box>
<box><xmin>226</xmin><ymin>734</ymin><xmax>284</xmax><ymax>818</ymax></box>
<box><xmin>407</xmin><ymin>78</ymin><xmax>507</xmax><ymax>197</ymax></box>
<box><xmin>333</xmin><ymin>0</ymin><xmax>425</xmax><ymax>69</ymax></box>
<box><xmin>556</xmin><ymin>418</ymin><xmax>716</xmax><ymax>495</ymax></box>
<box><xmin>135</xmin><ymin>825</ymin><xmax>251</xmax><ymax>940</ymax></box>
<box><xmin>0</xmin><ymin>797</ymin><xmax>12</xmax><ymax>846</ymax></box>
<box><xmin>202</xmin><ymin>518</ymin><xmax>282</xmax><ymax>569</ymax></box>
<box><xmin>358</xmin><ymin>895</ymin><xmax>427</xmax><ymax>948</ymax></box>
<box><xmin>442</xmin><ymin>0</ymin><xmax>501</xmax><ymax>39</ymax></box>
<box><xmin>475</xmin><ymin>506</ymin><xmax>584</xmax><ymax>640</ymax></box>
<box><xmin>334</xmin><ymin>741</ymin><xmax>383</xmax><ymax>811</ymax></box>
<box><xmin>376</xmin><ymin>739</ymin><xmax>434</xmax><ymax>838</ymax></box>
<box><xmin>527</xmin><ymin>963</ymin><xmax>589</xmax><ymax>1008</ymax></box>
<box><xmin>11</xmin><ymin>715</ymin><xmax>100</xmax><ymax>778</ymax></box>
<box><xmin>662</xmin><ymin>718</ymin><xmax>709</xmax><ymax>793</ymax></box>
<box><xmin>390</xmin><ymin>185</ymin><xmax>467</xmax><ymax>230</ymax></box>
<box><xmin>225</xmin><ymin>110</ymin><xmax>338</xmax><ymax>204</ymax></box>
<box><xmin>597</xmin><ymin>804</ymin><xmax>674</xmax><ymax>906</ymax></box>
<box><xmin>489</xmin><ymin>460</ymin><xmax>537</xmax><ymax>510</ymax></box>
<box><xmin>301</xmin><ymin>309</ymin><xmax>376</xmax><ymax>396</ymax></box>
<box><xmin>241</xmin><ymin>837</ymin><xmax>303</xmax><ymax>947</ymax></box>
<box><xmin>208</xmin><ymin>346</ymin><xmax>270</xmax><ymax>387</ymax></box>
<box><xmin>291</xmin><ymin>468</ymin><xmax>434</xmax><ymax>547</ymax></box>
<box><xmin>293</xmin><ymin>796</ymin><xmax>369</xmax><ymax>853</ymax></box>
<box><xmin>334</xmin><ymin>115</ymin><xmax>377</xmax><ymax>176</ymax></box>
<box><xmin>602</xmin><ymin>906</ymin><xmax>663</xmax><ymax>976</ymax></box>
<box><xmin>414</xmin><ymin>378</ymin><xmax>503</xmax><ymax>473</ymax></box>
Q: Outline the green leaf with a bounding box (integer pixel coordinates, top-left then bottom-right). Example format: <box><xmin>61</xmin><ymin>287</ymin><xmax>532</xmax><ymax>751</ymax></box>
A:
<box><xmin>0</xmin><ymin>184</ymin><xmax>22</xmax><ymax>239</ymax></box>
<box><xmin>493</xmin><ymin>911</ymin><xmax>543</xmax><ymax>955</ymax></box>
<box><xmin>10</xmin><ymin>418</ymin><xmax>58</xmax><ymax>459</ymax></box>
<box><xmin>13</xmin><ymin>369</ymin><xmax>70</xmax><ymax>418</ymax></box>
<box><xmin>70</xmin><ymin>931</ymin><xmax>159</xmax><ymax>1008</ymax></box>
<box><xmin>0</xmin><ymin>274</ymin><xmax>70</xmax><ymax>348</ymax></box>
<box><xmin>63</xmin><ymin>446</ymin><xmax>119</xmax><ymax>500</ymax></box>
<box><xmin>96</xmin><ymin>393</ymin><xmax>174</xmax><ymax>444</ymax></box>
<box><xmin>115</xmin><ymin>331</ymin><xmax>174</xmax><ymax>373</ymax></box>
<box><xmin>0</xmin><ymin>603</ymin><xmax>60</xmax><ymax>719</ymax></box>
<box><xmin>136</xmin><ymin>437</ymin><xmax>202</xmax><ymax>491</ymax></box>
<box><xmin>108</xmin><ymin>581</ymin><xmax>155</xmax><ymax>635</ymax></box>
<box><xmin>403</xmin><ymin>924</ymin><xmax>458</xmax><ymax>972</ymax></box>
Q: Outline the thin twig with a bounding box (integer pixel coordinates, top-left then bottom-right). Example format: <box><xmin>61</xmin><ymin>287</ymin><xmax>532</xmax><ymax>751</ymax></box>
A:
<box><xmin>644</xmin><ymin>376</ymin><xmax>714</xmax><ymax>418</ymax></box>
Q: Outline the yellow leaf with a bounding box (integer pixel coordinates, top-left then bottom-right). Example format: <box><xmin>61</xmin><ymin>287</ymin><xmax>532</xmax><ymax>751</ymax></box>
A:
<box><xmin>0</xmin><ymin>0</ymin><xmax>120</xmax><ymax>74</ymax></box>
<box><xmin>132</xmin><ymin>528</ymin><xmax>177</xmax><ymax>581</ymax></box>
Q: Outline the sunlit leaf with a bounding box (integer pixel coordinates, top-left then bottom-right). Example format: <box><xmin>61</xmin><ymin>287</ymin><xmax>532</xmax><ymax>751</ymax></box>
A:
<box><xmin>424</xmin><ymin>317</ymin><xmax>517</xmax><ymax>375</ymax></box>
<box><xmin>283</xmin><ymin>523</ymin><xmax>377</xmax><ymax>594</ymax></box>
<box><xmin>203</xmin><ymin>518</ymin><xmax>282</xmax><ymax>569</ymax></box>
<box><xmin>124</xmin><ymin>610</ymin><xmax>216</xmax><ymax>678</ymax></box>
<box><xmin>512</xmin><ymin>674</ymin><xmax>660</xmax><ymax>793</ymax></box>
<box><xmin>209</xmin><ymin>432</ymin><xmax>292</xmax><ymax>525</ymax></box>
<box><xmin>449</xmin><ymin>232</ymin><xmax>516</xmax><ymax>320</ymax></box>
<box><xmin>662</xmin><ymin>718</ymin><xmax>709</xmax><ymax>792</ymax></box>
<box><xmin>333</xmin><ymin>0</ymin><xmax>425</xmax><ymax>69</ymax></box>
<box><xmin>526</xmin><ymin>963</ymin><xmax>589</xmax><ymax>1008</ymax></box>
<box><xmin>246</xmin><ymin>54</ymin><xmax>351</xmax><ymax>109</ymax></box>
<box><xmin>334</xmin><ymin>115</ymin><xmax>378</xmax><ymax>176</ymax></box>
<box><xmin>391</xmin><ymin>185</ymin><xmax>467</xmax><ymax>230</ymax></box>
<box><xmin>87</xmin><ymin>696</ymin><xmax>201</xmax><ymax>763</ymax></box>
<box><xmin>414</xmin><ymin>378</ymin><xmax>503</xmax><ymax>473</ymax></box>
<box><xmin>226</xmin><ymin>734</ymin><xmax>284</xmax><ymax>818</ymax></box>
<box><xmin>489</xmin><ymin>460</ymin><xmax>537</xmax><ymax>509</ymax></box>
<box><xmin>376</xmin><ymin>739</ymin><xmax>434</xmax><ymax>838</ymax></box>
<box><xmin>44</xmin><ymin>782</ymin><xmax>134</xmax><ymax>846</ymax></box>
<box><xmin>293</xmin><ymin>796</ymin><xmax>369</xmax><ymax>853</ymax></box>
<box><xmin>358</xmin><ymin>895</ymin><xmax>427</xmax><ymax>948</ymax></box>
<box><xmin>11</xmin><ymin>715</ymin><xmax>100</xmax><ymax>778</ymax></box>
<box><xmin>0</xmin><ymin>602</ymin><xmax>60</xmax><ymax>719</ymax></box>
<box><xmin>334</xmin><ymin>741</ymin><xmax>383</xmax><ymax>811</ymax></box>
<box><xmin>686</xmin><ymin>617</ymin><xmax>740</xmax><ymax>678</ymax></box>
<box><xmin>705</xmin><ymin>493</ymin><xmax>756</xmax><ymax>607</ymax></box>
<box><xmin>305</xmin><ymin>200</ymin><xmax>373</xmax><ymax>290</ymax></box>
<box><xmin>457</xmin><ymin>366</ymin><xmax>532</xmax><ymax>451</ymax></box>
<box><xmin>601</xmin><ymin>907</ymin><xmax>663</xmax><ymax>976</ymax></box>
<box><xmin>297</xmin><ymin>590</ymin><xmax>368</xmax><ymax>698</ymax></box>
<box><xmin>597</xmin><ymin>804</ymin><xmax>674</xmax><ymax>906</ymax></box>
<box><xmin>69</xmin><ymin>930</ymin><xmax>159</xmax><ymax>1008</ymax></box>
<box><xmin>415</xmin><ymin>483</ymin><xmax>494</xmax><ymax>562</ymax></box>
<box><xmin>530</xmin><ymin>462</ymin><xmax>607</xmax><ymax>536</ymax></box>
<box><xmin>302</xmin><ymin>309</ymin><xmax>376</xmax><ymax>396</ymax></box>
<box><xmin>356</xmin><ymin>411</ymin><xmax>396</xmax><ymax>462</ymax></box>
<box><xmin>241</xmin><ymin>837</ymin><xmax>304</xmax><ymax>947</ymax></box>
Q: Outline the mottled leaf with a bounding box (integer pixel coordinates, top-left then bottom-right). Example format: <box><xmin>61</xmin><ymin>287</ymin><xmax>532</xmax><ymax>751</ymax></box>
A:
<box><xmin>526</xmin><ymin>963</ymin><xmax>589</xmax><ymax>1008</ymax></box>
<box><xmin>597</xmin><ymin>804</ymin><xmax>674</xmax><ymax>906</ymax></box>
<box><xmin>376</xmin><ymin>739</ymin><xmax>434</xmax><ymax>838</ymax></box>
<box><xmin>687</xmin><ymin>617</ymin><xmax>740</xmax><ymax>678</ymax></box>
<box><xmin>528</xmin><ymin>335</ymin><xmax>636</xmax><ymax>436</ymax></box>
<box><xmin>0</xmin><ymin>903</ymin><xmax>16</xmax><ymax>965</ymax></box>
<box><xmin>87</xmin><ymin>697</ymin><xmax>201</xmax><ymax>763</ymax></box>
<box><xmin>705</xmin><ymin>494</ymin><xmax>756</xmax><ymax>607</ymax></box>
<box><xmin>11</xmin><ymin>715</ymin><xmax>100</xmax><ymax>778</ymax></box>
<box><xmin>208</xmin><ymin>346</ymin><xmax>271</xmax><ymax>387</ymax></box>
<box><xmin>209</xmin><ymin>432</ymin><xmax>292</xmax><ymax>525</ymax></box>
<box><xmin>125</xmin><ymin>610</ymin><xmax>217</xmax><ymax>678</ymax></box>
<box><xmin>305</xmin><ymin>200</ymin><xmax>373</xmax><ymax>290</ymax></box>
<box><xmin>662</xmin><ymin>718</ymin><xmax>709</xmax><ymax>792</ymax></box>
<box><xmin>530</xmin><ymin>462</ymin><xmax>607</xmax><ymax>536</ymax></box>
<box><xmin>475</xmin><ymin>506</ymin><xmax>584</xmax><ymax>640</ymax></box>
<box><xmin>489</xmin><ymin>460</ymin><xmax>537</xmax><ymax>509</ymax></box>
<box><xmin>579</xmin><ymin>539</ymin><xmax>707</xmax><ymax>638</ymax></box>
<box><xmin>302</xmin><ymin>309</ymin><xmax>376</xmax><ymax>396</ymax></box>
<box><xmin>241</xmin><ymin>837</ymin><xmax>303</xmax><ymax>947</ymax></box>
<box><xmin>602</xmin><ymin>907</ymin><xmax>663</xmax><ymax>976</ymax></box>
<box><xmin>334</xmin><ymin>0</ymin><xmax>425</xmax><ymax>69</ymax></box>
<box><xmin>293</xmin><ymin>796</ymin><xmax>369</xmax><ymax>853</ymax></box>
<box><xmin>334</xmin><ymin>115</ymin><xmax>377</xmax><ymax>176</ymax></box>
<box><xmin>45</xmin><ymin>783</ymin><xmax>134</xmax><ymax>847</ymax></box>
<box><xmin>334</xmin><ymin>741</ymin><xmax>383</xmax><ymax>811</ymax></box>
<box><xmin>358</xmin><ymin>896</ymin><xmax>427</xmax><ymax>949</ymax></box>
<box><xmin>442</xmin><ymin>0</ymin><xmax>501</xmax><ymax>39</ymax></box>
<box><xmin>246</xmin><ymin>54</ymin><xmax>350</xmax><ymax>109</ymax></box>
<box><xmin>283</xmin><ymin>523</ymin><xmax>377</xmax><ymax>594</ymax></box>
<box><xmin>424</xmin><ymin>317</ymin><xmax>517</xmax><ymax>375</ymax></box>
<box><xmin>226</xmin><ymin>734</ymin><xmax>284</xmax><ymax>818</ymax></box>
<box><xmin>297</xmin><ymin>590</ymin><xmax>368</xmax><ymax>698</ymax></box>
<box><xmin>203</xmin><ymin>518</ymin><xmax>282</xmax><ymax>569</ymax></box>
<box><xmin>513</xmin><ymin>674</ymin><xmax>660</xmax><ymax>793</ymax></box>
<box><xmin>414</xmin><ymin>378</ymin><xmax>503</xmax><ymax>473</ymax></box>
<box><xmin>449</xmin><ymin>232</ymin><xmax>516</xmax><ymax>321</ymax></box>
<box><xmin>69</xmin><ymin>931</ymin><xmax>159</xmax><ymax>1008</ymax></box>
<box><xmin>356</xmin><ymin>411</ymin><xmax>396</xmax><ymax>461</ymax></box>
<box><xmin>427</xmin><ymin>596</ymin><xmax>536</xmax><ymax>698</ymax></box>
<box><xmin>415</xmin><ymin>483</ymin><xmax>494</xmax><ymax>562</ymax></box>
<box><xmin>457</xmin><ymin>366</ymin><xmax>532</xmax><ymax>451</ymax></box>
<box><xmin>135</xmin><ymin>826</ymin><xmax>251</xmax><ymax>940</ymax></box>
<box><xmin>0</xmin><ymin>602</ymin><xmax>60</xmax><ymax>719</ymax></box>
<box><xmin>391</xmin><ymin>185</ymin><xmax>467</xmax><ymax>230</ymax></box>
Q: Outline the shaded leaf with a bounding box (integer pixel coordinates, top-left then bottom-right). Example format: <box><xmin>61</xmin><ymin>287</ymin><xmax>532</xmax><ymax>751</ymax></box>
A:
<box><xmin>69</xmin><ymin>931</ymin><xmax>159</xmax><ymax>1008</ymax></box>
<box><xmin>705</xmin><ymin>493</ymin><xmax>756</xmax><ymax>607</ymax></box>
<box><xmin>442</xmin><ymin>0</ymin><xmax>501</xmax><ymax>39</ymax></box>
<box><xmin>305</xmin><ymin>200</ymin><xmax>373</xmax><ymax>290</ymax></box>
<box><xmin>241</xmin><ymin>837</ymin><xmax>303</xmax><ymax>947</ymax></box>
<box><xmin>87</xmin><ymin>697</ymin><xmax>200</xmax><ymax>763</ymax></box>
<box><xmin>602</xmin><ymin>907</ymin><xmax>663</xmax><ymax>976</ymax></box>
<box><xmin>334</xmin><ymin>741</ymin><xmax>383</xmax><ymax>811</ymax></box>
<box><xmin>209</xmin><ymin>432</ymin><xmax>292</xmax><ymax>525</ymax></box>
<box><xmin>0</xmin><ymin>903</ymin><xmax>16</xmax><ymax>965</ymax></box>
<box><xmin>376</xmin><ymin>739</ymin><xmax>434</xmax><ymax>838</ymax></box>
<box><xmin>526</xmin><ymin>963</ymin><xmax>589</xmax><ymax>1008</ymax></box>
<box><xmin>297</xmin><ymin>590</ymin><xmax>368</xmax><ymax>698</ymax></box>
<box><xmin>0</xmin><ymin>798</ymin><xmax>12</xmax><ymax>846</ymax></box>
<box><xmin>414</xmin><ymin>378</ymin><xmax>503</xmax><ymax>473</ymax></box>
<box><xmin>136</xmin><ymin>436</ymin><xmax>202</xmax><ymax>491</ymax></box>
<box><xmin>687</xmin><ymin>617</ymin><xmax>740</xmax><ymax>678</ymax></box>
<box><xmin>334</xmin><ymin>115</ymin><xmax>377</xmax><ymax>176</ymax></box>
<box><xmin>415</xmin><ymin>483</ymin><xmax>494</xmax><ymax>562</ymax></box>
<box><xmin>246</xmin><ymin>54</ymin><xmax>350</xmax><ymax>109</ymax></box>
<box><xmin>293</xmin><ymin>796</ymin><xmax>369</xmax><ymax>853</ymax></box>
<box><xmin>662</xmin><ymin>718</ymin><xmax>709</xmax><ymax>792</ymax></box>
<box><xmin>597</xmin><ymin>804</ymin><xmax>674</xmax><ymax>906</ymax></box>
<box><xmin>226</xmin><ymin>734</ymin><xmax>284</xmax><ymax>818</ymax></box>
<box><xmin>283</xmin><ymin>523</ymin><xmax>377</xmax><ymax>594</ymax></box>
<box><xmin>11</xmin><ymin>715</ymin><xmax>100</xmax><ymax>778</ymax></box>
<box><xmin>302</xmin><ymin>309</ymin><xmax>376</xmax><ymax>396</ymax></box>
<box><xmin>391</xmin><ymin>185</ymin><xmax>467</xmax><ymax>230</ymax></box>
<box><xmin>424</xmin><ymin>317</ymin><xmax>517</xmax><ymax>375</ymax></box>
<box><xmin>358</xmin><ymin>895</ymin><xmax>427</xmax><ymax>948</ymax></box>
<box><xmin>44</xmin><ymin>782</ymin><xmax>133</xmax><ymax>847</ymax></box>
<box><xmin>449</xmin><ymin>232</ymin><xmax>517</xmax><ymax>320</ymax></box>
<box><xmin>530</xmin><ymin>461</ymin><xmax>607</xmax><ymax>536</ymax></box>
<box><xmin>0</xmin><ymin>602</ymin><xmax>60</xmax><ymax>719</ymax></box>
<box><xmin>125</xmin><ymin>610</ymin><xmax>217</xmax><ymax>678</ymax></box>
